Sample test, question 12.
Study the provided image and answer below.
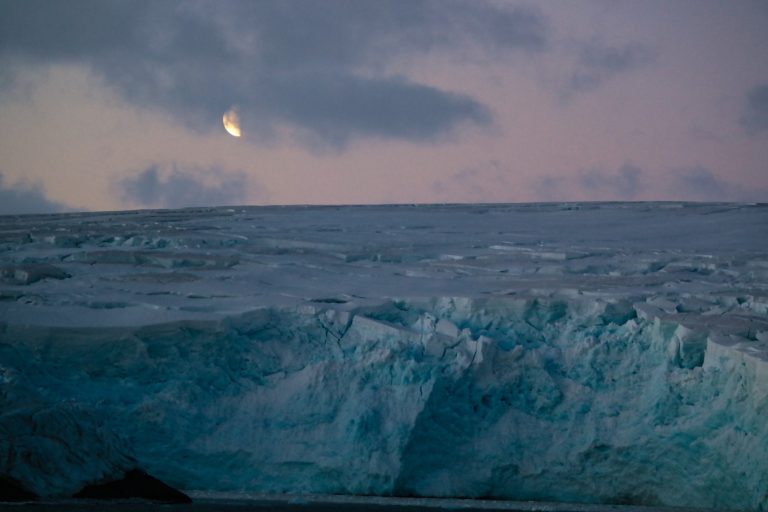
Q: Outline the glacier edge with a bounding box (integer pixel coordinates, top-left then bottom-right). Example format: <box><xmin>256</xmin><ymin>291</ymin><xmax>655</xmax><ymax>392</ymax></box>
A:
<box><xmin>1</xmin><ymin>296</ymin><xmax>766</xmax><ymax>509</ymax></box>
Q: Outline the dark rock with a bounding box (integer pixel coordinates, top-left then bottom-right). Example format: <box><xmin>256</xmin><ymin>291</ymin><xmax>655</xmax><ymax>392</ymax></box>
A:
<box><xmin>0</xmin><ymin>474</ymin><xmax>38</xmax><ymax>502</ymax></box>
<box><xmin>73</xmin><ymin>469</ymin><xmax>192</xmax><ymax>504</ymax></box>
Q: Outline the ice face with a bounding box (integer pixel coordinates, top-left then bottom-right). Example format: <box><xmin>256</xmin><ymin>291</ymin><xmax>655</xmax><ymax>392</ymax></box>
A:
<box><xmin>0</xmin><ymin>203</ymin><xmax>766</xmax><ymax>509</ymax></box>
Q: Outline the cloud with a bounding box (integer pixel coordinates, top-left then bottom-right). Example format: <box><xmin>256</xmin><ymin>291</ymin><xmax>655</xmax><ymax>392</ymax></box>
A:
<box><xmin>0</xmin><ymin>172</ymin><xmax>69</xmax><ymax>214</ymax></box>
<box><xmin>432</xmin><ymin>161</ymin><xmax>513</xmax><ymax>202</ymax></box>
<box><xmin>530</xmin><ymin>175</ymin><xmax>566</xmax><ymax>202</ymax></box>
<box><xmin>567</xmin><ymin>41</ymin><xmax>654</xmax><ymax>95</ymax></box>
<box><xmin>532</xmin><ymin>164</ymin><xmax>766</xmax><ymax>202</ymax></box>
<box><xmin>267</xmin><ymin>72</ymin><xmax>491</xmax><ymax>147</ymax></box>
<box><xmin>0</xmin><ymin>0</ymin><xmax>547</xmax><ymax>147</ymax></box>
<box><xmin>673</xmin><ymin>167</ymin><xmax>729</xmax><ymax>200</ymax></box>
<box><xmin>118</xmin><ymin>165</ymin><xmax>253</xmax><ymax>209</ymax></box>
<box><xmin>670</xmin><ymin>167</ymin><xmax>767</xmax><ymax>202</ymax></box>
<box><xmin>534</xmin><ymin>164</ymin><xmax>646</xmax><ymax>201</ymax></box>
<box><xmin>580</xmin><ymin>164</ymin><xmax>645</xmax><ymax>198</ymax></box>
<box><xmin>740</xmin><ymin>84</ymin><xmax>768</xmax><ymax>135</ymax></box>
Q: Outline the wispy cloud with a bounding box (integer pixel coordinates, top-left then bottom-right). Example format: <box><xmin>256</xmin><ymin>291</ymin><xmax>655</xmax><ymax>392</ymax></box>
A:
<box><xmin>117</xmin><ymin>165</ymin><xmax>254</xmax><ymax>209</ymax></box>
<box><xmin>670</xmin><ymin>166</ymin><xmax>765</xmax><ymax>201</ymax></box>
<box><xmin>533</xmin><ymin>164</ymin><xmax>766</xmax><ymax>202</ymax></box>
<box><xmin>579</xmin><ymin>164</ymin><xmax>645</xmax><ymax>198</ymax></box>
<box><xmin>534</xmin><ymin>164</ymin><xmax>646</xmax><ymax>201</ymax></box>
<box><xmin>564</xmin><ymin>40</ymin><xmax>654</xmax><ymax>98</ymax></box>
<box><xmin>740</xmin><ymin>84</ymin><xmax>768</xmax><ymax>135</ymax></box>
<box><xmin>432</xmin><ymin>161</ymin><xmax>513</xmax><ymax>203</ymax></box>
<box><xmin>0</xmin><ymin>0</ymin><xmax>547</xmax><ymax>148</ymax></box>
<box><xmin>0</xmin><ymin>172</ymin><xmax>69</xmax><ymax>215</ymax></box>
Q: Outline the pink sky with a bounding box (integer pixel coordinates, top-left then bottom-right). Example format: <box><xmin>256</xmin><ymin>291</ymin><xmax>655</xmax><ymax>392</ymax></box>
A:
<box><xmin>0</xmin><ymin>0</ymin><xmax>766</xmax><ymax>213</ymax></box>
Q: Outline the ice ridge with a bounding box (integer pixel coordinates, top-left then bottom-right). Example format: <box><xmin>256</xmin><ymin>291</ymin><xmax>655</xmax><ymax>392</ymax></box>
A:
<box><xmin>1</xmin><ymin>297</ymin><xmax>766</xmax><ymax>508</ymax></box>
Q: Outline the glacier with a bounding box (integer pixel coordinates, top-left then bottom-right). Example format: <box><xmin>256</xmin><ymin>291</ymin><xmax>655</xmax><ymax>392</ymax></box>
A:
<box><xmin>0</xmin><ymin>203</ymin><xmax>766</xmax><ymax>509</ymax></box>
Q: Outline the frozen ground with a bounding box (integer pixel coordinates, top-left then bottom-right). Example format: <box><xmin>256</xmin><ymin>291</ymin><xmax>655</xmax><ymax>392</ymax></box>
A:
<box><xmin>0</xmin><ymin>203</ymin><xmax>766</xmax><ymax>510</ymax></box>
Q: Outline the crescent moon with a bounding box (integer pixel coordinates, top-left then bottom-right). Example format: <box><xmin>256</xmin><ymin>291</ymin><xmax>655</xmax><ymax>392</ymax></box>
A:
<box><xmin>223</xmin><ymin>108</ymin><xmax>241</xmax><ymax>137</ymax></box>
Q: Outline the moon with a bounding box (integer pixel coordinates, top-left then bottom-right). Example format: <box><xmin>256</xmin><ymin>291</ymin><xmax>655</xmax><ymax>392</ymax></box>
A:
<box><xmin>223</xmin><ymin>108</ymin><xmax>241</xmax><ymax>137</ymax></box>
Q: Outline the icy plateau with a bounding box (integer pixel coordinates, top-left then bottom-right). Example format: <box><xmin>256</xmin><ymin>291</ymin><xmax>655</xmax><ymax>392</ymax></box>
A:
<box><xmin>0</xmin><ymin>203</ymin><xmax>766</xmax><ymax>509</ymax></box>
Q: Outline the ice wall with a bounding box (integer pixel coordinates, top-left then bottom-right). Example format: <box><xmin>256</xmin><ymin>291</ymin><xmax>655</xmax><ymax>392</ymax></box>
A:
<box><xmin>1</xmin><ymin>297</ymin><xmax>766</xmax><ymax>509</ymax></box>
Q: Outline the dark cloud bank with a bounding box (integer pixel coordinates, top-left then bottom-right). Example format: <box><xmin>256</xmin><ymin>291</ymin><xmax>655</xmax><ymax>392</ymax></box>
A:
<box><xmin>0</xmin><ymin>173</ymin><xmax>69</xmax><ymax>215</ymax></box>
<box><xmin>118</xmin><ymin>165</ymin><xmax>251</xmax><ymax>209</ymax></box>
<box><xmin>0</xmin><ymin>0</ymin><xmax>548</xmax><ymax>147</ymax></box>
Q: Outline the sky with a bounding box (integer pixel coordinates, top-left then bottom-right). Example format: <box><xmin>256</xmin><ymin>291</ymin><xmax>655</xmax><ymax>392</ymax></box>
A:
<box><xmin>0</xmin><ymin>0</ymin><xmax>767</xmax><ymax>213</ymax></box>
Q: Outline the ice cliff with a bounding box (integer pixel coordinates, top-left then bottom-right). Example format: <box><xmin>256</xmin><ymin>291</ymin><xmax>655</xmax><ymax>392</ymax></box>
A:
<box><xmin>1</xmin><ymin>203</ymin><xmax>767</xmax><ymax>509</ymax></box>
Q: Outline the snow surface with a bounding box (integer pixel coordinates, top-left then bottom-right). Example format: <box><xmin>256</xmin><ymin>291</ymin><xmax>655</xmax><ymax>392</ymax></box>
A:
<box><xmin>0</xmin><ymin>203</ymin><xmax>766</xmax><ymax>509</ymax></box>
